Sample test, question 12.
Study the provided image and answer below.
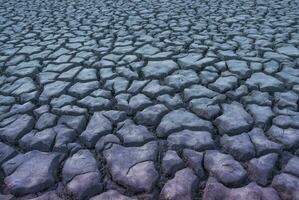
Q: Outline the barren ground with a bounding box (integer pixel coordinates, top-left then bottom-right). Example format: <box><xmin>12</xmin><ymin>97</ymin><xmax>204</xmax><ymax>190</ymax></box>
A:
<box><xmin>0</xmin><ymin>0</ymin><xmax>299</xmax><ymax>199</ymax></box>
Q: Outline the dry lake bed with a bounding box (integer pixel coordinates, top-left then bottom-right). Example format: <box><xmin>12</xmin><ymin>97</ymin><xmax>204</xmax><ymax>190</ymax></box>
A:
<box><xmin>0</xmin><ymin>0</ymin><xmax>299</xmax><ymax>199</ymax></box>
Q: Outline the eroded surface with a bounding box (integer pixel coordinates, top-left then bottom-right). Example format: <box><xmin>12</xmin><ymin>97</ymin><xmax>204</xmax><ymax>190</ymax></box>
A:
<box><xmin>0</xmin><ymin>0</ymin><xmax>299</xmax><ymax>199</ymax></box>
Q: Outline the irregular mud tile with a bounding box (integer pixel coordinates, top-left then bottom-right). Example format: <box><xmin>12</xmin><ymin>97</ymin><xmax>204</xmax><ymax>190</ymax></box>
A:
<box><xmin>57</xmin><ymin>115</ymin><xmax>87</xmax><ymax>134</ymax></box>
<box><xmin>103</xmin><ymin>142</ymin><xmax>158</xmax><ymax>192</ymax></box>
<box><xmin>228</xmin><ymin>182</ymin><xmax>280</xmax><ymax>200</ymax></box>
<box><xmin>245</xmin><ymin>72</ymin><xmax>284</xmax><ymax>92</ymax></box>
<box><xmin>157</xmin><ymin>109</ymin><xmax>214</xmax><ymax>137</ymax></box>
<box><xmin>50</xmin><ymin>94</ymin><xmax>76</xmax><ymax>108</ymax></box>
<box><xmin>135</xmin><ymin>44</ymin><xmax>160</xmax><ymax>56</ymax></box>
<box><xmin>142</xmin><ymin>80</ymin><xmax>174</xmax><ymax>98</ymax></box>
<box><xmin>79</xmin><ymin>112</ymin><xmax>112</xmax><ymax>147</ymax></box>
<box><xmin>226</xmin><ymin>59</ymin><xmax>251</xmax><ymax>78</ymax></box>
<box><xmin>272</xmin><ymin>115</ymin><xmax>299</xmax><ymax>129</ymax></box>
<box><xmin>160</xmin><ymin>168</ymin><xmax>198</xmax><ymax>200</ymax></box>
<box><xmin>3</xmin><ymin>151</ymin><xmax>61</xmax><ymax>196</ymax></box>
<box><xmin>105</xmin><ymin>77</ymin><xmax>129</xmax><ymax>94</ymax></box>
<box><xmin>214</xmin><ymin>101</ymin><xmax>253</xmax><ymax>135</ymax></box>
<box><xmin>5</xmin><ymin>78</ymin><xmax>36</xmax><ymax>96</ymax></box>
<box><xmin>19</xmin><ymin>128</ymin><xmax>56</xmax><ymax>152</ymax></box>
<box><xmin>277</xmin><ymin>66</ymin><xmax>299</xmax><ymax>85</ymax></box>
<box><xmin>33</xmin><ymin>105</ymin><xmax>49</xmax><ymax>118</ymax></box>
<box><xmin>68</xmin><ymin>81</ymin><xmax>99</xmax><ymax>98</ymax></box>
<box><xmin>76</xmin><ymin>68</ymin><xmax>97</xmax><ymax>81</ymax></box>
<box><xmin>62</xmin><ymin>149</ymin><xmax>98</xmax><ymax>184</ymax></box>
<box><xmin>66</xmin><ymin>172</ymin><xmax>102</xmax><ymax>200</ymax></box>
<box><xmin>127</xmin><ymin>80</ymin><xmax>150</xmax><ymax>94</ymax></box>
<box><xmin>157</xmin><ymin>94</ymin><xmax>184</xmax><ymax>109</ymax></box>
<box><xmin>0</xmin><ymin>142</ymin><xmax>17</xmax><ymax>165</ymax></box>
<box><xmin>101</xmin><ymin>110</ymin><xmax>127</xmax><ymax>124</ymax></box>
<box><xmin>248</xmin><ymin>128</ymin><xmax>282</xmax><ymax>156</ymax></box>
<box><xmin>142</xmin><ymin>60</ymin><xmax>178</xmax><ymax>79</ymax></box>
<box><xmin>264</xmin><ymin>51</ymin><xmax>290</xmax><ymax>61</ymax></box>
<box><xmin>275</xmin><ymin>91</ymin><xmax>299</xmax><ymax>110</ymax></box>
<box><xmin>39</xmin><ymin>81</ymin><xmax>70</xmax><ymax>102</ymax></box>
<box><xmin>264</xmin><ymin>60</ymin><xmax>280</xmax><ymax>74</ymax></box>
<box><xmin>226</xmin><ymin>85</ymin><xmax>248</xmax><ymax>100</ymax></box>
<box><xmin>116</xmin><ymin>119</ymin><xmax>154</xmax><ymax>146</ymax></box>
<box><xmin>95</xmin><ymin>134</ymin><xmax>121</xmax><ymax>153</ymax></box>
<box><xmin>128</xmin><ymin>93</ymin><xmax>152</xmax><ymax>113</ymax></box>
<box><xmin>182</xmin><ymin>149</ymin><xmax>205</xmax><ymax>178</ymax></box>
<box><xmin>202</xmin><ymin>177</ymin><xmax>230</xmax><ymax>200</ymax></box>
<box><xmin>277</xmin><ymin>45</ymin><xmax>299</xmax><ymax>57</ymax></box>
<box><xmin>35</xmin><ymin>112</ymin><xmax>57</xmax><ymax>130</ymax></box>
<box><xmin>267</xmin><ymin>125</ymin><xmax>299</xmax><ymax>149</ymax></box>
<box><xmin>247</xmin><ymin>153</ymin><xmax>278</xmax><ymax>186</ymax></box>
<box><xmin>190</xmin><ymin>98</ymin><xmax>221</xmax><ymax>120</ymax></box>
<box><xmin>6</xmin><ymin>60</ymin><xmax>40</xmax><ymax>77</ymax></box>
<box><xmin>167</xmin><ymin>130</ymin><xmax>214</xmax><ymax>151</ymax></box>
<box><xmin>177</xmin><ymin>53</ymin><xmax>203</xmax><ymax>69</ymax></box>
<box><xmin>77</xmin><ymin>96</ymin><xmax>111</xmax><ymax>111</ymax></box>
<box><xmin>247</xmin><ymin>104</ymin><xmax>274</xmax><ymax>128</ymax></box>
<box><xmin>0</xmin><ymin>114</ymin><xmax>34</xmax><ymax>144</ymax></box>
<box><xmin>135</xmin><ymin>104</ymin><xmax>168</xmax><ymax>126</ymax></box>
<box><xmin>199</xmin><ymin>70</ymin><xmax>219</xmax><ymax>85</ymax></box>
<box><xmin>241</xmin><ymin>90</ymin><xmax>273</xmax><ymax>106</ymax></box>
<box><xmin>165</xmin><ymin>69</ymin><xmax>199</xmax><ymax>90</ymax></box>
<box><xmin>0</xmin><ymin>95</ymin><xmax>15</xmax><ymax>106</ymax></box>
<box><xmin>184</xmin><ymin>85</ymin><xmax>218</xmax><ymax>101</ymax></box>
<box><xmin>203</xmin><ymin>177</ymin><xmax>280</xmax><ymax>200</ymax></box>
<box><xmin>283</xmin><ymin>156</ymin><xmax>299</xmax><ymax>177</ymax></box>
<box><xmin>220</xmin><ymin>133</ymin><xmax>255</xmax><ymax>161</ymax></box>
<box><xmin>272</xmin><ymin>173</ymin><xmax>299</xmax><ymax>200</ymax></box>
<box><xmin>161</xmin><ymin>150</ymin><xmax>184</xmax><ymax>176</ymax></box>
<box><xmin>57</xmin><ymin>67</ymin><xmax>81</xmax><ymax>81</ymax></box>
<box><xmin>209</xmin><ymin>75</ymin><xmax>238</xmax><ymax>93</ymax></box>
<box><xmin>204</xmin><ymin>150</ymin><xmax>247</xmax><ymax>186</ymax></box>
<box><xmin>52</xmin><ymin>125</ymin><xmax>76</xmax><ymax>153</ymax></box>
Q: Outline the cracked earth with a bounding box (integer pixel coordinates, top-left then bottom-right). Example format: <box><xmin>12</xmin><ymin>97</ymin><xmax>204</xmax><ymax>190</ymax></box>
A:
<box><xmin>0</xmin><ymin>0</ymin><xmax>299</xmax><ymax>199</ymax></box>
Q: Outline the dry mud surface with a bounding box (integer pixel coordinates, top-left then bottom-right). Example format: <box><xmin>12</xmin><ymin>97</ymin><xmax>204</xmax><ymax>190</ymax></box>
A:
<box><xmin>1</xmin><ymin>0</ymin><xmax>299</xmax><ymax>199</ymax></box>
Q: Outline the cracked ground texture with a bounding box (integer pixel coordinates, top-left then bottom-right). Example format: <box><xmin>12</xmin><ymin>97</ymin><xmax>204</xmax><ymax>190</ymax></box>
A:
<box><xmin>0</xmin><ymin>0</ymin><xmax>299</xmax><ymax>199</ymax></box>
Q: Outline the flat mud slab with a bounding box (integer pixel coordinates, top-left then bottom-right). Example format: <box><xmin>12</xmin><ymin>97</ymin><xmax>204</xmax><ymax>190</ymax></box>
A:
<box><xmin>0</xmin><ymin>0</ymin><xmax>299</xmax><ymax>199</ymax></box>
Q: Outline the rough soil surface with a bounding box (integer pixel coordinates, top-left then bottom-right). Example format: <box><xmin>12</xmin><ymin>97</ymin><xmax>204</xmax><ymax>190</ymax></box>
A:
<box><xmin>0</xmin><ymin>0</ymin><xmax>299</xmax><ymax>199</ymax></box>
